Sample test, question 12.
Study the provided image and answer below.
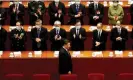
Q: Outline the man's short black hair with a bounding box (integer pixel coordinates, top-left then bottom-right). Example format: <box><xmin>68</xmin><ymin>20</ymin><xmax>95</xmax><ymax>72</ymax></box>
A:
<box><xmin>63</xmin><ymin>39</ymin><xmax>70</xmax><ymax>45</ymax></box>
<box><xmin>75</xmin><ymin>19</ymin><xmax>81</xmax><ymax>24</ymax></box>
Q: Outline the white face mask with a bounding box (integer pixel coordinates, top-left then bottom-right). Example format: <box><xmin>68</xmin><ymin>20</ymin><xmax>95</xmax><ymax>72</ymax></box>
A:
<box><xmin>75</xmin><ymin>2</ymin><xmax>80</xmax><ymax>5</ymax></box>
<box><xmin>113</xmin><ymin>3</ymin><xmax>118</xmax><ymax>6</ymax></box>
<box><xmin>14</xmin><ymin>2</ymin><xmax>19</xmax><ymax>5</ymax></box>
<box><xmin>54</xmin><ymin>0</ymin><xmax>59</xmax><ymax>3</ymax></box>
<box><xmin>16</xmin><ymin>26</ymin><xmax>21</xmax><ymax>30</ymax></box>
<box><xmin>76</xmin><ymin>25</ymin><xmax>81</xmax><ymax>29</ymax></box>
<box><xmin>116</xmin><ymin>25</ymin><xmax>121</xmax><ymax>29</ymax></box>
<box><xmin>36</xmin><ymin>25</ymin><xmax>41</xmax><ymax>29</ymax></box>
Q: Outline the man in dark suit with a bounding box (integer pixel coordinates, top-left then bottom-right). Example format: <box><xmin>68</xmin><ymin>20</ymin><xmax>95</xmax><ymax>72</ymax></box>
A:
<box><xmin>50</xmin><ymin>20</ymin><xmax>67</xmax><ymax>51</ymax></box>
<box><xmin>0</xmin><ymin>25</ymin><xmax>7</xmax><ymax>50</ymax></box>
<box><xmin>9</xmin><ymin>1</ymin><xmax>25</xmax><ymax>26</ymax></box>
<box><xmin>130</xmin><ymin>3</ymin><xmax>133</xmax><ymax>25</ymax></box>
<box><xmin>0</xmin><ymin>1</ymin><xmax>7</xmax><ymax>25</ymax></box>
<box><xmin>92</xmin><ymin>23</ymin><xmax>108</xmax><ymax>50</ymax></box>
<box><xmin>110</xmin><ymin>21</ymin><xmax>128</xmax><ymax>50</ymax></box>
<box><xmin>59</xmin><ymin>39</ymin><xmax>72</xmax><ymax>74</ymax></box>
<box><xmin>10</xmin><ymin>21</ymin><xmax>26</xmax><ymax>51</ymax></box>
<box><xmin>31</xmin><ymin>19</ymin><xmax>48</xmax><ymax>51</ymax></box>
<box><xmin>70</xmin><ymin>20</ymin><xmax>86</xmax><ymax>51</ymax></box>
<box><xmin>28</xmin><ymin>0</ymin><xmax>45</xmax><ymax>26</ymax></box>
<box><xmin>68</xmin><ymin>0</ymin><xmax>85</xmax><ymax>25</ymax></box>
<box><xmin>88</xmin><ymin>0</ymin><xmax>104</xmax><ymax>25</ymax></box>
<box><xmin>48</xmin><ymin>0</ymin><xmax>66</xmax><ymax>25</ymax></box>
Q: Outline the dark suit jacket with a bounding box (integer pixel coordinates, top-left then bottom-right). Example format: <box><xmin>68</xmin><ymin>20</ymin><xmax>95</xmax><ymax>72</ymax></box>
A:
<box><xmin>0</xmin><ymin>8</ymin><xmax>7</xmax><ymax>25</ymax></box>
<box><xmin>68</xmin><ymin>3</ymin><xmax>85</xmax><ymax>25</ymax></box>
<box><xmin>59</xmin><ymin>47</ymin><xmax>72</xmax><ymax>74</ymax></box>
<box><xmin>110</xmin><ymin>27</ymin><xmax>128</xmax><ymax>50</ymax></box>
<box><xmin>70</xmin><ymin>27</ymin><xmax>86</xmax><ymax>51</ymax></box>
<box><xmin>130</xmin><ymin>4</ymin><xmax>133</xmax><ymax>24</ymax></box>
<box><xmin>31</xmin><ymin>27</ymin><xmax>48</xmax><ymax>51</ymax></box>
<box><xmin>50</xmin><ymin>28</ymin><xmax>66</xmax><ymax>51</ymax></box>
<box><xmin>92</xmin><ymin>29</ymin><xmax>108</xmax><ymax>50</ymax></box>
<box><xmin>0</xmin><ymin>28</ymin><xmax>7</xmax><ymax>50</ymax></box>
<box><xmin>48</xmin><ymin>1</ymin><xmax>66</xmax><ymax>25</ymax></box>
<box><xmin>88</xmin><ymin>3</ymin><xmax>104</xmax><ymax>25</ymax></box>
<box><xmin>9</xmin><ymin>3</ymin><xmax>25</xmax><ymax>26</ymax></box>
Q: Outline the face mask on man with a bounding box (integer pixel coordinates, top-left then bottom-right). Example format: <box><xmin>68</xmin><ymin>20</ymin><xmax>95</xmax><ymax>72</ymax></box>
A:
<box><xmin>76</xmin><ymin>25</ymin><xmax>81</xmax><ymax>29</ymax></box>
<box><xmin>16</xmin><ymin>26</ymin><xmax>21</xmax><ymax>30</ymax></box>
<box><xmin>36</xmin><ymin>25</ymin><xmax>41</xmax><ymax>29</ymax></box>
<box><xmin>75</xmin><ymin>1</ymin><xmax>80</xmax><ymax>5</ymax></box>
<box><xmin>54</xmin><ymin>0</ymin><xmax>59</xmax><ymax>3</ymax></box>
<box><xmin>55</xmin><ymin>26</ymin><xmax>60</xmax><ymax>30</ymax></box>
<box><xmin>14</xmin><ymin>2</ymin><xmax>19</xmax><ymax>5</ymax></box>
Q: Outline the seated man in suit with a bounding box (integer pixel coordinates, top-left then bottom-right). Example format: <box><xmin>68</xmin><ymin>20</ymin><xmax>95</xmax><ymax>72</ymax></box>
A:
<box><xmin>70</xmin><ymin>20</ymin><xmax>86</xmax><ymax>51</ymax></box>
<box><xmin>110</xmin><ymin>21</ymin><xmax>128</xmax><ymax>50</ymax></box>
<box><xmin>10</xmin><ymin>21</ymin><xmax>26</xmax><ymax>51</ymax></box>
<box><xmin>92</xmin><ymin>23</ymin><xmax>108</xmax><ymax>50</ymax></box>
<box><xmin>9</xmin><ymin>0</ymin><xmax>25</xmax><ymax>26</ymax></box>
<box><xmin>130</xmin><ymin>3</ymin><xmax>133</xmax><ymax>25</ymax></box>
<box><xmin>88</xmin><ymin>0</ymin><xmax>104</xmax><ymax>25</ymax></box>
<box><xmin>108</xmin><ymin>0</ymin><xmax>124</xmax><ymax>25</ymax></box>
<box><xmin>28</xmin><ymin>0</ymin><xmax>45</xmax><ymax>26</ymax></box>
<box><xmin>0</xmin><ymin>1</ymin><xmax>7</xmax><ymax>25</ymax></box>
<box><xmin>68</xmin><ymin>0</ymin><xmax>85</xmax><ymax>25</ymax></box>
<box><xmin>48</xmin><ymin>0</ymin><xmax>66</xmax><ymax>25</ymax></box>
<box><xmin>59</xmin><ymin>39</ymin><xmax>72</xmax><ymax>74</ymax></box>
<box><xmin>0</xmin><ymin>25</ymin><xmax>7</xmax><ymax>51</ymax></box>
<box><xmin>50</xmin><ymin>20</ymin><xmax>67</xmax><ymax>51</ymax></box>
<box><xmin>31</xmin><ymin>19</ymin><xmax>48</xmax><ymax>51</ymax></box>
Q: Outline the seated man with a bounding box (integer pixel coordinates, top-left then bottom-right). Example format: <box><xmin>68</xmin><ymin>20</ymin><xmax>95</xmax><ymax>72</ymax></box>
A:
<box><xmin>108</xmin><ymin>0</ymin><xmax>124</xmax><ymax>25</ymax></box>
<box><xmin>92</xmin><ymin>23</ymin><xmax>108</xmax><ymax>50</ymax></box>
<box><xmin>50</xmin><ymin>20</ymin><xmax>67</xmax><ymax>51</ymax></box>
<box><xmin>68</xmin><ymin>0</ymin><xmax>85</xmax><ymax>25</ymax></box>
<box><xmin>31</xmin><ymin>19</ymin><xmax>48</xmax><ymax>51</ymax></box>
<box><xmin>10</xmin><ymin>21</ymin><xmax>26</xmax><ymax>51</ymax></box>
<box><xmin>0</xmin><ymin>25</ymin><xmax>7</xmax><ymax>51</ymax></box>
<box><xmin>110</xmin><ymin>21</ymin><xmax>128</xmax><ymax>50</ymax></box>
<box><xmin>70</xmin><ymin>20</ymin><xmax>86</xmax><ymax>51</ymax></box>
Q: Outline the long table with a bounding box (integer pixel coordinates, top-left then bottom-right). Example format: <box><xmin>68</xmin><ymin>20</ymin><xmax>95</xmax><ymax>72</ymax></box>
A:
<box><xmin>0</xmin><ymin>51</ymin><xmax>133</xmax><ymax>80</ymax></box>
<box><xmin>1</xmin><ymin>1</ymin><xmax>132</xmax><ymax>25</ymax></box>
<box><xmin>2</xmin><ymin>25</ymin><xmax>133</xmax><ymax>51</ymax></box>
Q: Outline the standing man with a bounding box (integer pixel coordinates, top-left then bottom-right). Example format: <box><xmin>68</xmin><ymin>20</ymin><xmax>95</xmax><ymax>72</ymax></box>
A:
<box><xmin>88</xmin><ymin>0</ymin><xmax>104</xmax><ymax>25</ymax></box>
<box><xmin>28</xmin><ymin>0</ymin><xmax>45</xmax><ymax>26</ymax></box>
<box><xmin>59</xmin><ymin>39</ymin><xmax>72</xmax><ymax>74</ymax></box>
<box><xmin>70</xmin><ymin>20</ymin><xmax>86</xmax><ymax>51</ymax></box>
<box><xmin>108</xmin><ymin>0</ymin><xmax>124</xmax><ymax>25</ymax></box>
<box><xmin>9</xmin><ymin>0</ymin><xmax>25</xmax><ymax>26</ymax></box>
<box><xmin>0</xmin><ymin>25</ymin><xmax>7</xmax><ymax>51</ymax></box>
<box><xmin>31</xmin><ymin>19</ymin><xmax>48</xmax><ymax>51</ymax></box>
<box><xmin>68</xmin><ymin>0</ymin><xmax>85</xmax><ymax>25</ymax></box>
<box><xmin>110</xmin><ymin>21</ymin><xmax>128</xmax><ymax>50</ymax></box>
<box><xmin>50</xmin><ymin>20</ymin><xmax>67</xmax><ymax>51</ymax></box>
<box><xmin>0</xmin><ymin>1</ymin><xmax>7</xmax><ymax>25</ymax></box>
<box><xmin>92</xmin><ymin>23</ymin><xmax>108</xmax><ymax>50</ymax></box>
<box><xmin>48</xmin><ymin>0</ymin><xmax>66</xmax><ymax>25</ymax></box>
<box><xmin>11</xmin><ymin>21</ymin><xmax>26</xmax><ymax>51</ymax></box>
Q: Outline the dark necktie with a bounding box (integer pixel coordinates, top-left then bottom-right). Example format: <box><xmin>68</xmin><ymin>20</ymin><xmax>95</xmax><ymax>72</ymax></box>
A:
<box><xmin>76</xmin><ymin>29</ymin><xmax>79</xmax><ymax>35</ymax></box>
<box><xmin>76</xmin><ymin>5</ymin><xmax>79</xmax><ymax>12</ymax></box>
<box><xmin>37</xmin><ymin>29</ymin><xmax>40</xmax><ymax>38</ymax></box>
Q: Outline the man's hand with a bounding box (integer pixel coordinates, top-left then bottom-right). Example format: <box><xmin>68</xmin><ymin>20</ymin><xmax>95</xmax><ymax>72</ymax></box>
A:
<box><xmin>55</xmin><ymin>35</ymin><xmax>58</xmax><ymax>40</ymax></box>
<box><xmin>36</xmin><ymin>38</ymin><xmax>41</xmax><ymax>42</ymax></box>
<box><xmin>34</xmin><ymin>13</ymin><xmax>38</xmax><ymax>17</ymax></box>
<box><xmin>73</xmin><ymin>34</ymin><xmax>76</xmax><ymax>39</ymax></box>
<box><xmin>79</xmin><ymin>34</ymin><xmax>82</xmax><ymax>39</ymax></box>
<box><xmin>68</xmin><ymin>71</ymin><xmax>71</xmax><ymax>74</ymax></box>
<box><xmin>95</xmin><ymin>41</ymin><xmax>101</xmax><ymax>47</ymax></box>
<box><xmin>57</xmin><ymin>36</ymin><xmax>62</xmax><ymax>40</ymax></box>
<box><xmin>114</xmin><ymin>16</ymin><xmax>118</xmax><ymax>20</ymax></box>
<box><xmin>55</xmin><ymin>13</ymin><xmax>57</xmax><ymax>17</ymax></box>
<box><xmin>58</xmin><ymin>9</ymin><xmax>62</xmax><ymax>14</ymax></box>
<box><xmin>116</xmin><ymin>37</ymin><xmax>122</xmax><ymax>41</ymax></box>
<box><xmin>15</xmin><ymin>34</ymin><xmax>18</xmax><ymax>38</ymax></box>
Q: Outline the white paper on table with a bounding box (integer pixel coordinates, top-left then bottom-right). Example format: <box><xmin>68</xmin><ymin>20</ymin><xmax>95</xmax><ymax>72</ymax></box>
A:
<box><xmin>14</xmin><ymin>51</ymin><xmax>21</xmax><ymax>57</ymax></box>
<box><xmin>103</xmin><ymin>1</ymin><xmax>108</xmax><ymax>6</ymax></box>
<box><xmin>89</xmin><ymin>26</ymin><xmax>97</xmax><ymax>31</ymax></box>
<box><xmin>115</xmin><ymin>51</ymin><xmax>123</xmax><ymax>57</ymax></box>
<box><xmin>9</xmin><ymin>52</ymin><xmax>14</xmax><ymax>58</ymax></box>
<box><xmin>28</xmin><ymin>26</ymin><xmax>32</xmax><ymax>32</ymax></box>
<box><xmin>54</xmin><ymin>51</ymin><xmax>59</xmax><ymax>57</ymax></box>
<box><xmin>106</xmin><ymin>26</ymin><xmax>111</xmax><ymax>31</ymax></box>
<box><xmin>9</xmin><ymin>26</ymin><xmax>16</xmax><ymax>31</ymax></box>
<box><xmin>86</xmin><ymin>2</ymin><xmax>90</xmax><ymax>6</ymax></box>
<box><xmin>34</xmin><ymin>51</ymin><xmax>42</xmax><ymax>57</ymax></box>
<box><xmin>119</xmin><ymin>2</ymin><xmax>123</xmax><ymax>5</ymax></box>
<box><xmin>0</xmin><ymin>51</ymin><xmax>3</xmax><ymax>55</ymax></box>
<box><xmin>72</xmin><ymin>51</ymin><xmax>80</xmax><ymax>57</ymax></box>
<box><xmin>9</xmin><ymin>2</ymin><xmax>22</xmax><ymax>6</ymax></box>
<box><xmin>68</xmin><ymin>1</ymin><xmax>75</xmax><ymax>6</ymax></box>
<box><xmin>70</xmin><ymin>26</ymin><xmax>75</xmax><ymax>30</ymax></box>
<box><xmin>125</xmin><ymin>26</ymin><xmax>129</xmax><ymax>31</ymax></box>
<box><xmin>109</xmin><ymin>52</ymin><xmax>114</xmax><ymax>57</ymax></box>
<box><xmin>128</xmin><ymin>0</ymin><xmax>133</xmax><ymax>4</ymax></box>
<box><xmin>128</xmin><ymin>52</ymin><xmax>133</xmax><ymax>57</ymax></box>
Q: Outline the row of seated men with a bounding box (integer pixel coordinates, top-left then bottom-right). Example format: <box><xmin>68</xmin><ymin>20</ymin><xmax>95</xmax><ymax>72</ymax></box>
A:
<box><xmin>1</xmin><ymin>0</ymin><xmax>133</xmax><ymax>26</ymax></box>
<box><xmin>0</xmin><ymin>19</ymin><xmax>132</xmax><ymax>51</ymax></box>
